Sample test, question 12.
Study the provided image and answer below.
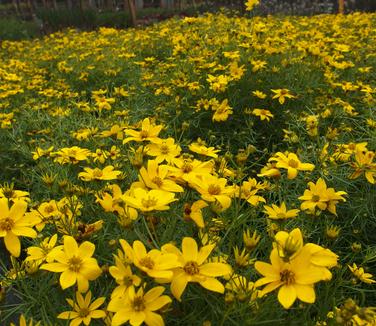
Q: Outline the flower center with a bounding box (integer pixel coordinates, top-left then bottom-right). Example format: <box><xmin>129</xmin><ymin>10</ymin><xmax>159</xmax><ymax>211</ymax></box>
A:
<box><xmin>276</xmin><ymin>213</ymin><xmax>286</xmax><ymax>219</ymax></box>
<box><xmin>78</xmin><ymin>308</ymin><xmax>90</xmax><ymax>318</ymax></box>
<box><xmin>140</xmin><ymin>130</ymin><xmax>149</xmax><ymax>139</ymax></box>
<box><xmin>44</xmin><ymin>205</ymin><xmax>55</xmax><ymax>214</ymax></box>
<box><xmin>132</xmin><ymin>296</ymin><xmax>145</xmax><ymax>312</ymax></box>
<box><xmin>182</xmin><ymin>162</ymin><xmax>193</xmax><ymax>173</ymax></box>
<box><xmin>183</xmin><ymin>261</ymin><xmax>200</xmax><ymax>275</ymax></box>
<box><xmin>152</xmin><ymin>176</ymin><xmax>163</xmax><ymax>187</ymax></box>
<box><xmin>68</xmin><ymin>256</ymin><xmax>83</xmax><ymax>272</ymax></box>
<box><xmin>93</xmin><ymin>169</ymin><xmax>103</xmax><ymax>178</ymax></box>
<box><xmin>141</xmin><ymin>197</ymin><xmax>157</xmax><ymax>209</ymax></box>
<box><xmin>139</xmin><ymin>256</ymin><xmax>155</xmax><ymax>269</ymax></box>
<box><xmin>122</xmin><ymin>276</ymin><xmax>133</xmax><ymax>287</ymax></box>
<box><xmin>311</xmin><ymin>195</ymin><xmax>320</xmax><ymax>202</ymax></box>
<box><xmin>208</xmin><ymin>184</ymin><xmax>221</xmax><ymax>195</ymax></box>
<box><xmin>0</xmin><ymin>217</ymin><xmax>14</xmax><ymax>231</ymax></box>
<box><xmin>280</xmin><ymin>269</ymin><xmax>295</xmax><ymax>285</ymax></box>
<box><xmin>160</xmin><ymin>144</ymin><xmax>169</xmax><ymax>154</ymax></box>
<box><xmin>288</xmin><ymin>159</ymin><xmax>299</xmax><ymax>168</ymax></box>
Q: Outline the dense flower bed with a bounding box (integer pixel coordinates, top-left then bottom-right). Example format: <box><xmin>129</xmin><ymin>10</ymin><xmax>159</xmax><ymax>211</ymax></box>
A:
<box><xmin>0</xmin><ymin>10</ymin><xmax>375</xmax><ymax>326</ymax></box>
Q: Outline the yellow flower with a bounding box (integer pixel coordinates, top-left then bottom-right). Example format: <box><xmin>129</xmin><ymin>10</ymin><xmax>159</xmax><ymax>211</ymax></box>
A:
<box><xmin>120</xmin><ymin>239</ymin><xmax>180</xmax><ymax>280</ymax></box>
<box><xmin>234</xmin><ymin>246</ymin><xmax>253</xmax><ymax>267</ymax></box>
<box><xmin>226</xmin><ymin>274</ymin><xmax>258</xmax><ymax>303</ymax></box>
<box><xmin>41</xmin><ymin>236</ymin><xmax>102</xmax><ymax>292</ymax></box>
<box><xmin>252</xmin><ymin>90</ymin><xmax>267</xmax><ymax>99</ymax></box>
<box><xmin>273</xmin><ymin>229</ymin><xmax>304</xmax><ymax>261</ymax></box>
<box><xmin>263</xmin><ymin>202</ymin><xmax>300</xmax><ymax>220</ymax></box>
<box><xmin>123</xmin><ymin>118</ymin><xmax>163</xmax><ymax>144</ymax></box>
<box><xmin>58</xmin><ymin>291</ymin><xmax>106</xmax><ymax>326</ymax></box>
<box><xmin>10</xmin><ymin>314</ymin><xmax>41</xmax><ymax>326</ymax></box>
<box><xmin>108</xmin><ymin>285</ymin><xmax>171</xmax><ymax>326</ymax></box>
<box><xmin>212</xmin><ymin>99</ymin><xmax>233</xmax><ymax>122</ymax></box>
<box><xmin>0</xmin><ymin>199</ymin><xmax>38</xmax><ymax>257</ymax></box>
<box><xmin>252</xmin><ymin>108</ymin><xmax>274</xmax><ymax>121</ymax></box>
<box><xmin>146</xmin><ymin>138</ymin><xmax>181</xmax><ymax>164</ymax></box>
<box><xmin>109</xmin><ymin>256</ymin><xmax>142</xmax><ymax>298</ymax></box>
<box><xmin>255</xmin><ymin>248</ymin><xmax>327</xmax><ymax>309</ymax></box>
<box><xmin>271</xmin><ymin>88</ymin><xmax>296</xmax><ymax>104</ymax></box>
<box><xmin>299</xmin><ymin>178</ymin><xmax>347</xmax><ymax>215</ymax></box>
<box><xmin>123</xmin><ymin>188</ymin><xmax>177</xmax><ymax>212</ymax></box>
<box><xmin>243</xmin><ymin>229</ymin><xmax>260</xmax><ymax>251</ymax></box>
<box><xmin>52</xmin><ymin>146</ymin><xmax>91</xmax><ymax>165</ymax></box>
<box><xmin>269</xmin><ymin>152</ymin><xmax>315</xmax><ymax>179</ymax></box>
<box><xmin>348</xmin><ymin>263</ymin><xmax>376</xmax><ymax>284</ymax></box>
<box><xmin>190</xmin><ymin>174</ymin><xmax>235</xmax><ymax>210</ymax></box>
<box><xmin>350</xmin><ymin>150</ymin><xmax>376</xmax><ymax>184</ymax></box>
<box><xmin>78</xmin><ymin>166</ymin><xmax>121</xmax><ymax>181</ymax></box>
<box><xmin>183</xmin><ymin>200</ymin><xmax>208</xmax><ymax>228</ymax></box>
<box><xmin>25</xmin><ymin>234</ymin><xmax>63</xmax><ymax>264</ymax></box>
<box><xmin>162</xmin><ymin>237</ymin><xmax>232</xmax><ymax>300</ymax></box>
<box><xmin>168</xmin><ymin>157</ymin><xmax>214</xmax><ymax>183</ymax></box>
<box><xmin>189</xmin><ymin>142</ymin><xmax>220</xmax><ymax>158</ymax></box>
<box><xmin>138</xmin><ymin>160</ymin><xmax>183</xmax><ymax>193</ymax></box>
<box><xmin>245</xmin><ymin>0</ymin><xmax>260</xmax><ymax>11</ymax></box>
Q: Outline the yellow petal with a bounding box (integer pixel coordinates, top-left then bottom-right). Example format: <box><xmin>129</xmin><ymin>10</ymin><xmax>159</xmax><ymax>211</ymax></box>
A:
<box><xmin>278</xmin><ymin>285</ymin><xmax>297</xmax><ymax>309</ymax></box>
<box><xmin>182</xmin><ymin>237</ymin><xmax>198</xmax><ymax>262</ymax></box>
<box><xmin>60</xmin><ymin>270</ymin><xmax>77</xmax><ymax>289</ymax></box>
<box><xmin>171</xmin><ymin>272</ymin><xmax>189</xmax><ymax>301</ymax></box>
<box><xmin>199</xmin><ymin>277</ymin><xmax>225</xmax><ymax>293</ymax></box>
<box><xmin>294</xmin><ymin>284</ymin><xmax>315</xmax><ymax>303</ymax></box>
<box><xmin>199</xmin><ymin>263</ymin><xmax>232</xmax><ymax>277</ymax></box>
<box><xmin>4</xmin><ymin>232</ymin><xmax>20</xmax><ymax>257</ymax></box>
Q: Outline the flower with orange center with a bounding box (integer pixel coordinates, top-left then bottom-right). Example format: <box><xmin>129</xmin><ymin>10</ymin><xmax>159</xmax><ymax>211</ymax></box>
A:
<box><xmin>123</xmin><ymin>118</ymin><xmax>163</xmax><ymax>144</ymax></box>
<box><xmin>269</xmin><ymin>152</ymin><xmax>315</xmax><ymax>179</ymax></box>
<box><xmin>146</xmin><ymin>137</ymin><xmax>181</xmax><ymax>164</ymax></box>
<box><xmin>0</xmin><ymin>198</ymin><xmax>39</xmax><ymax>257</ymax></box>
<box><xmin>252</xmin><ymin>108</ymin><xmax>274</xmax><ymax>121</ymax></box>
<box><xmin>123</xmin><ymin>188</ymin><xmax>177</xmax><ymax>212</ymax></box>
<box><xmin>263</xmin><ymin>202</ymin><xmax>300</xmax><ymax>220</ymax></box>
<box><xmin>78</xmin><ymin>166</ymin><xmax>121</xmax><ymax>181</ymax></box>
<box><xmin>190</xmin><ymin>174</ymin><xmax>235</xmax><ymax>210</ymax></box>
<box><xmin>41</xmin><ymin>236</ymin><xmax>102</xmax><ymax>292</ymax></box>
<box><xmin>271</xmin><ymin>88</ymin><xmax>296</xmax><ymax>104</ymax></box>
<box><xmin>162</xmin><ymin>237</ymin><xmax>232</xmax><ymax>301</ymax></box>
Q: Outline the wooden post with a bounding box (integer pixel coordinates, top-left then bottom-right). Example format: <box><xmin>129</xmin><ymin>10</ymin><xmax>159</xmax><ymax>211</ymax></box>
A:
<box><xmin>338</xmin><ymin>0</ymin><xmax>344</xmax><ymax>13</ymax></box>
<box><xmin>125</xmin><ymin>0</ymin><xmax>137</xmax><ymax>26</ymax></box>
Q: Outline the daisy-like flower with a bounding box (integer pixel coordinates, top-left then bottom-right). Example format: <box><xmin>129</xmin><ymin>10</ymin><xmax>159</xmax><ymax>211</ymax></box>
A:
<box><xmin>108</xmin><ymin>285</ymin><xmax>171</xmax><ymax>326</ymax></box>
<box><xmin>78</xmin><ymin>166</ymin><xmax>121</xmax><ymax>181</ymax></box>
<box><xmin>252</xmin><ymin>108</ymin><xmax>274</xmax><ymax>121</ymax></box>
<box><xmin>123</xmin><ymin>118</ymin><xmax>163</xmax><ymax>144</ymax></box>
<box><xmin>138</xmin><ymin>160</ymin><xmax>183</xmax><ymax>193</ymax></box>
<box><xmin>349</xmin><ymin>149</ymin><xmax>376</xmax><ymax>184</ymax></box>
<box><xmin>271</xmin><ymin>88</ymin><xmax>296</xmax><ymax>104</ymax></box>
<box><xmin>168</xmin><ymin>157</ymin><xmax>214</xmax><ymax>183</ymax></box>
<box><xmin>10</xmin><ymin>315</ymin><xmax>41</xmax><ymax>326</ymax></box>
<box><xmin>41</xmin><ymin>236</ymin><xmax>102</xmax><ymax>292</ymax></box>
<box><xmin>146</xmin><ymin>138</ymin><xmax>181</xmax><ymax>164</ymax></box>
<box><xmin>52</xmin><ymin>146</ymin><xmax>91</xmax><ymax>165</ymax></box>
<box><xmin>299</xmin><ymin>178</ymin><xmax>347</xmax><ymax>215</ymax></box>
<box><xmin>162</xmin><ymin>237</ymin><xmax>232</xmax><ymax>301</ymax></box>
<box><xmin>348</xmin><ymin>263</ymin><xmax>376</xmax><ymax>284</ymax></box>
<box><xmin>120</xmin><ymin>239</ymin><xmax>180</xmax><ymax>280</ymax></box>
<box><xmin>263</xmin><ymin>202</ymin><xmax>300</xmax><ymax>220</ymax></box>
<box><xmin>269</xmin><ymin>152</ymin><xmax>315</xmax><ymax>179</ymax></box>
<box><xmin>183</xmin><ymin>200</ymin><xmax>208</xmax><ymax>228</ymax></box>
<box><xmin>109</xmin><ymin>256</ymin><xmax>142</xmax><ymax>298</ymax></box>
<box><xmin>123</xmin><ymin>188</ymin><xmax>177</xmax><ymax>212</ymax></box>
<box><xmin>252</xmin><ymin>90</ymin><xmax>267</xmax><ymax>99</ymax></box>
<box><xmin>25</xmin><ymin>234</ymin><xmax>63</xmax><ymax>264</ymax></box>
<box><xmin>0</xmin><ymin>199</ymin><xmax>39</xmax><ymax>257</ymax></box>
<box><xmin>190</xmin><ymin>174</ymin><xmax>235</xmax><ymax>210</ymax></box>
<box><xmin>188</xmin><ymin>141</ymin><xmax>220</xmax><ymax>158</ymax></box>
<box><xmin>255</xmin><ymin>247</ymin><xmax>327</xmax><ymax>309</ymax></box>
<box><xmin>245</xmin><ymin>0</ymin><xmax>260</xmax><ymax>11</ymax></box>
<box><xmin>58</xmin><ymin>291</ymin><xmax>106</xmax><ymax>326</ymax></box>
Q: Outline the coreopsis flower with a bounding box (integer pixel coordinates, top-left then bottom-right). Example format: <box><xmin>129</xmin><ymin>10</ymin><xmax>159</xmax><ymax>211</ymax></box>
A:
<box><xmin>263</xmin><ymin>202</ymin><xmax>300</xmax><ymax>220</ymax></box>
<box><xmin>234</xmin><ymin>246</ymin><xmax>253</xmax><ymax>267</ymax></box>
<box><xmin>189</xmin><ymin>139</ymin><xmax>220</xmax><ymax>158</ymax></box>
<box><xmin>183</xmin><ymin>200</ymin><xmax>208</xmax><ymax>228</ymax></box>
<box><xmin>100</xmin><ymin>124</ymin><xmax>124</xmax><ymax>140</ymax></box>
<box><xmin>10</xmin><ymin>315</ymin><xmax>41</xmax><ymax>326</ymax></box>
<box><xmin>25</xmin><ymin>234</ymin><xmax>62</xmax><ymax>265</ymax></box>
<box><xmin>269</xmin><ymin>152</ymin><xmax>315</xmax><ymax>179</ymax></box>
<box><xmin>299</xmin><ymin>178</ymin><xmax>347</xmax><ymax>215</ymax></box>
<box><xmin>161</xmin><ymin>237</ymin><xmax>232</xmax><ymax>300</ymax></box>
<box><xmin>190</xmin><ymin>174</ymin><xmax>235</xmax><ymax>210</ymax></box>
<box><xmin>348</xmin><ymin>263</ymin><xmax>376</xmax><ymax>284</ymax></box>
<box><xmin>168</xmin><ymin>157</ymin><xmax>214</xmax><ymax>183</ymax></box>
<box><xmin>146</xmin><ymin>138</ymin><xmax>181</xmax><ymax>163</ymax></box>
<box><xmin>109</xmin><ymin>256</ymin><xmax>142</xmax><ymax>298</ymax></box>
<box><xmin>123</xmin><ymin>118</ymin><xmax>163</xmax><ymax>144</ymax></box>
<box><xmin>94</xmin><ymin>95</ymin><xmax>115</xmax><ymax>111</ymax></box>
<box><xmin>273</xmin><ymin>229</ymin><xmax>304</xmax><ymax>262</ymax></box>
<box><xmin>257</xmin><ymin>162</ymin><xmax>281</xmax><ymax>179</ymax></box>
<box><xmin>58</xmin><ymin>291</ymin><xmax>106</xmax><ymax>325</ymax></box>
<box><xmin>41</xmin><ymin>236</ymin><xmax>102</xmax><ymax>292</ymax></box>
<box><xmin>252</xmin><ymin>90</ymin><xmax>267</xmax><ymax>99</ymax></box>
<box><xmin>238</xmin><ymin>178</ymin><xmax>266</xmax><ymax>206</ymax></box>
<box><xmin>252</xmin><ymin>109</ymin><xmax>274</xmax><ymax>121</ymax></box>
<box><xmin>245</xmin><ymin>0</ymin><xmax>260</xmax><ymax>11</ymax></box>
<box><xmin>255</xmin><ymin>247</ymin><xmax>328</xmax><ymax>309</ymax></box>
<box><xmin>225</xmin><ymin>274</ymin><xmax>258</xmax><ymax>303</ymax></box>
<box><xmin>349</xmin><ymin>149</ymin><xmax>376</xmax><ymax>184</ymax></box>
<box><xmin>120</xmin><ymin>239</ymin><xmax>180</xmax><ymax>280</ymax></box>
<box><xmin>138</xmin><ymin>160</ymin><xmax>183</xmax><ymax>193</ymax></box>
<box><xmin>271</xmin><ymin>88</ymin><xmax>296</xmax><ymax>104</ymax></box>
<box><xmin>0</xmin><ymin>199</ymin><xmax>39</xmax><ymax>257</ymax></box>
<box><xmin>78</xmin><ymin>166</ymin><xmax>121</xmax><ymax>181</ymax></box>
<box><xmin>0</xmin><ymin>183</ymin><xmax>30</xmax><ymax>203</ymax></box>
<box><xmin>108</xmin><ymin>285</ymin><xmax>171</xmax><ymax>326</ymax></box>
<box><xmin>31</xmin><ymin>146</ymin><xmax>54</xmax><ymax>160</ymax></box>
<box><xmin>206</xmin><ymin>74</ymin><xmax>230</xmax><ymax>92</ymax></box>
<box><xmin>53</xmin><ymin>146</ymin><xmax>91</xmax><ymax>165</ymax></box>
<box><xmin>212</xmin><ymin>99</ymin><xmax>233</xmax><ymax>122</ymax></box>
<box><xmin>123</xmin><ymin>188</ymin><xmax>177</xmax><ymax>212</ymax></box>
